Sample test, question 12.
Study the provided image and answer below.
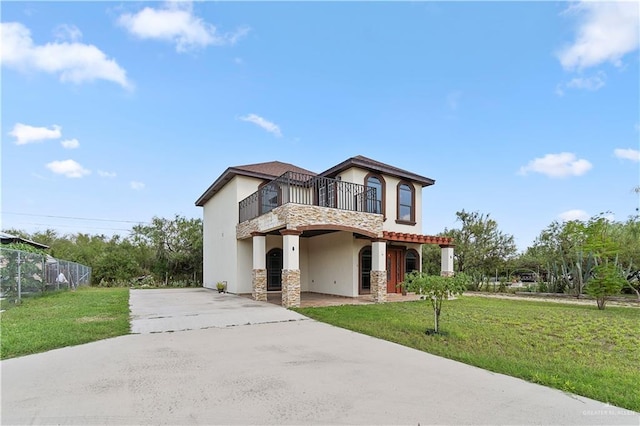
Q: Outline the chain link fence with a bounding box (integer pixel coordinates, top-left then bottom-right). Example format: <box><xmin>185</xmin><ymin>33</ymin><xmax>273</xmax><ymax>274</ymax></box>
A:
<box><xmin>0</xmin><ymin>248</ymin><xmax>92</xmax><ymax>305</ymax></box>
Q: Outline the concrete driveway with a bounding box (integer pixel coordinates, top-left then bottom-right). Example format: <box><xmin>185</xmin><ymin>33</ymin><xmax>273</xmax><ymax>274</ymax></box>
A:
<box><xmin>2</xmin><ymin>288</ymin><xmax>638</xmax><ymax>425</ymax></box>
<box><xmin>129</xmin><ymin>288</ymin><xmax>306</xmax><ymax>333</ymax></box>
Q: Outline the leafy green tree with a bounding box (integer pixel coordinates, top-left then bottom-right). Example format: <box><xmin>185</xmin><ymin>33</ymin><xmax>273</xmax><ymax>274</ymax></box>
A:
<box><xmin>93</xmin><ymin>237</ymin><xmax>142</xmax><ymax>284</ymax></box>
<box><xmin>130</xmin><ymin>215</ymin><xmax>203</xmax><ymax>284</ymax></box>
<box><xmin>421</xmin><ymin>243</ymin><xmax>441</xmax><ymax>275</ymax></box>
<box><xmin>443</xmin><ymin>210</ymin><xmax>517</xmax><ymax>286</ymax></box>
<box><xmin>586</xmin><ymin>262</ymin><xmax>626</xmax><ymax>310</ymax></box>
<box><xmin>403</xmin><ymin>271</ymin><xmax>470</xmax><ymax>334</ymax></box>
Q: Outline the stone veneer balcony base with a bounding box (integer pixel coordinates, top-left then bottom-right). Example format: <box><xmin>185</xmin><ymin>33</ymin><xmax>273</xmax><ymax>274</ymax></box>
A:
<box><xmin>237</xmin><ymin>204</ymin><xmax>383</xmax><ymax>240</ymax></box>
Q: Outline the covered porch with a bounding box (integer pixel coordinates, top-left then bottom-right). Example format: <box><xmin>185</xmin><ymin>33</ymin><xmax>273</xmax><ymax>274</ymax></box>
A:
<box><xmin>246</xmin><ymin>228</ymin><xmax>454</xmax><ymax>309</ymax></box>
<box><xmin>243</xmin><ymin>291</ymin><xmax>425</xmax><ymax>308</ymax></box>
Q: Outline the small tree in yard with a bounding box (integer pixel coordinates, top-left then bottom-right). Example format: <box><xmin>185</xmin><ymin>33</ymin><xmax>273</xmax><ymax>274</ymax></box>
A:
<box><xmin>586</xmin><ymin>262</ymin><xmax>626</xmax><ymax>310</ymax></box>
<box><xmin>403</xmin><ymin>272</ymin><xmax>470</xmax><ymax>334</ymax></box>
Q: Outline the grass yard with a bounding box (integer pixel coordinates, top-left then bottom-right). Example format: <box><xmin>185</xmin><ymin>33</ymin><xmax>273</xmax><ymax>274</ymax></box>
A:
<box><xmin>1</xmin><ymin>287</ymin><xmax>130</xmax><ymax>360</ymax></box>
<box><xmin>295</xmin><ymin>296</ymin><xmax>640</xmax><ymax>412</ymax></box>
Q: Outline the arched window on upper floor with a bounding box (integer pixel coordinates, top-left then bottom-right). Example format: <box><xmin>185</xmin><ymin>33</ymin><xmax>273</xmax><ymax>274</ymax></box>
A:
<box><xmin>364</xmin><ymin>173</ymin><xmax>385</xmax><ymax>217</ymax></box>
<box><xmin>396</xmin><ymin>181</ymin><xmax>415</xmax><ymax>225</ymax></box>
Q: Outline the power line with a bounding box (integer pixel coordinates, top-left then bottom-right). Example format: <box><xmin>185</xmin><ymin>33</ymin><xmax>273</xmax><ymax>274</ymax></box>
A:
<box><xmin>1</xmin><ymin>212</ymin><xmax>149</xmax><ymax>225</ymax></box>
<box><xmin>3</xmin><ymin>221</ymin><xmax>133</xmax><ymax>233</ymax></box>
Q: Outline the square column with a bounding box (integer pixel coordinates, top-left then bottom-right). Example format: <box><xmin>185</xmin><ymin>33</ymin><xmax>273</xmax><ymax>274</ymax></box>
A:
<box><xmin>281</xmin><ymin>229</ymin><xmax>301</xmax><ymax>308</ymax></box>
<box><xmin>371</xmin><ymin>239</ymin><xmax>387</xmax><ymax>303</ymax></box>
<box><xmin>440</xmin><ymin>244</ymin><xmax>454</xmax><ymax>277</ymax></box>
<box><xmin>251</xmin><ymin>232</ymin><xmax>267</xmax><ymax>301</ymax></box>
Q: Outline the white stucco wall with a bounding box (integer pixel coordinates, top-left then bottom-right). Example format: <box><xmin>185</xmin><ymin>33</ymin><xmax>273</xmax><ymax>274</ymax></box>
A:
<box><xmin>202</xmin><ymin>175</ymin><xmax>263</xmax><ymax>293</ymax></box>
<box><xmin>236</xmin><ymin>239</ymin><xmax>253</xmax><ymax>294</ymax></box>
<box><xmin>300</xmin><ymin>238</ymin><xmax>309</xmax><ymax>292</ymax></box>
<box><xmin>307</xmin><ymin>232</ymin><xmax>356</xmax><ymax>297</ymax></box>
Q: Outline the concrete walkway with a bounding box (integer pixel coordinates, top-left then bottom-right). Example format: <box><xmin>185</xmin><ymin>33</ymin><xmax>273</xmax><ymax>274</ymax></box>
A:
<box><xmin>2</xmin><ymin>288</ymin><xmax>638</xmax><ymax>425</ymax></box>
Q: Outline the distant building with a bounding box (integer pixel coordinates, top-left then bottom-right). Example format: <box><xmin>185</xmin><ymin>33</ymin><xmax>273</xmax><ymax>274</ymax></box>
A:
<box><xmin>0</xmin><ymin>232</ymin><xmax>49</xmax><ymax>250</ymax></box>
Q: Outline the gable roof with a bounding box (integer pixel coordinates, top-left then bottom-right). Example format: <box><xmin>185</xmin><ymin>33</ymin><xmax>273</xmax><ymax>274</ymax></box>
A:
<box><xmin>195</xmin><ymin>161</ymin><xmax>316</xmax><ymax>206</ymax></box>
<box><xmin>320</xmin><ymin>155</ymin><xmax>435</xmax><ymax>187</ymax></box>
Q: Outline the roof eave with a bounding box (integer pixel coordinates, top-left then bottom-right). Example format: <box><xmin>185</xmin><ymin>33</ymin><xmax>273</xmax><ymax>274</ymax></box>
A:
<box><xmin>320</xmin><ymin>157</ymin><xmax>435</xmax><ymax>187</ymax></box>
<box><xmin>195</xmin><ymin>167</ymin><xmax>277</xmax><ymax>207</ymax></box>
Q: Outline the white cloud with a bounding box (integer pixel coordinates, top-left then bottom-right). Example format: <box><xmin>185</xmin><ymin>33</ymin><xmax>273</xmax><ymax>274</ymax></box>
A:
<box><xmin>118</xmin><ymin>2</ymin><xmax>249</xmax><ymax>53</ymax></box>
<box><xmin>566</xmin><ymin>71</ymin><xmax>606</xmax><ymax>91</ymax></box>
<box><xmin>61</xmin><ymin>138</ymin><xmax>79</xmax><ymax>149</ymax></box>
<box><xmin>9</xmin><ymin>123</ymin><xmax>61</xmax><ymax>145</ymax></box>
<box><xmin>130</xmin><ymin>181</ymin><xmax>145</xmax><ymax>190</ymax></box>
<box><xmin>558</xmin><ymin>209</ymin><xmax>590</xmax><ymax>222</ymax></box>
<box><xmin>1</xmin><ymin>22</ymin><xmax>132</xmax><ymax>89</ymax></box>
<box><xmin>556</xmin><ymin>71</ymin><xmax>607</xmax><ymax>96</ymax></box>
<box><xmin>614</xmin><ymin>148</ymin><xmax>640</xmax><ymax>162</ymax></box>
<box><xmin>446</xmin><ymin>90</ymin><xmax>462</xmax><ymax>110</ymax></box>
<box><xmin>98</xmin><ymin>170</ymin><xmax>117</xmax><ymax>178</ymax></box>
<box><xmin>53</xmin><ymin>24</ymin><xmax>82</xmax><ymax>42</ymax></box>
<box><xmin>557</xmin><ymin>2</ymin><xmax>639</xmax><ymax>71</ymax></box>
<box><xmin>239</xmin><ymin>113</ymin><xmax>282</xmax><ymax>137</ymax></box>
<box><xmin>46</xmin><ymin>159</ymin><xmax>91</xmax><ymax>178</ymax></box>
<box><xmin>519</xmin><ymin>152</ymin><xmax>593</xmax><ymax>178</ymax></box>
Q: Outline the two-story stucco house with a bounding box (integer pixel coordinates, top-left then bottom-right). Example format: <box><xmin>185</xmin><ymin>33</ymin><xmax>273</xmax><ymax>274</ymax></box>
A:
<box><xmin>195</xmin><ymin>155</ymin><xmax>454</xmax><ymax>308</ymax></box>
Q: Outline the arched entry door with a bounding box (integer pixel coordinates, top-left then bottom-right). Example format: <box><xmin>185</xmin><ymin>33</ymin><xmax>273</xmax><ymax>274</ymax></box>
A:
<box><xmin>266</xmin><ymin>248</ymin><xmax>283</xmax><ymax>291</ymax></box>
<box><xmin>359</xmin><ymin>247</ymin><xmax>372</xmax><ymax>294</ymax></box>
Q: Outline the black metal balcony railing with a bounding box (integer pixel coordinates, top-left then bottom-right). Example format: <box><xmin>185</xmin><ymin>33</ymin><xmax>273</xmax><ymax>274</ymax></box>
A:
<box><xmin>239</xmin><ymin>171</ymin><xmax>381</xmax><ymax>223</ymax></box>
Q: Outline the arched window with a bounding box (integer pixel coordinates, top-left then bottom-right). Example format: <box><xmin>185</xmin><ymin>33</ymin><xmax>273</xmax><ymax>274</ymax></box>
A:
<box><xmin>359</xmin><ymin>246</ymin><xmax>372</xmax><ymax>294</ymax></box>
<box><xmin>365</xmin><ymin>173</ymin><xmax>385</xmax><ymax>216</ymax></box>
<box><xmin>405</xmin><ymin>249</ymin><xmax>419</xmax><ymax>275</ymax></box>
<box><xmin>397</xmin><ymin>182</ymin><xmax>415</xmax><ymax>224</ymax></box>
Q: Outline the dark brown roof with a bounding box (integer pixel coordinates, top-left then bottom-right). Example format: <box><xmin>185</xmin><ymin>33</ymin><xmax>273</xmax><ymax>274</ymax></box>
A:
<box><xmin>195</xmin><ymin>161</ymin><xmax>316</xmax><ymax>206</ymax></box>
<box><xmin>320</xmin><ymin>155</ymin><xmax>435</xmax><ymax>187</ymax></box>
<box><xmin>234</xmin><ymin>161</ymin><xmax>316</xmax><ymax>177</ymax></box>
<box><xmin>195</xmin><ymin>156</ymin><xmax>435</xmax><ymax>207</ymax></box>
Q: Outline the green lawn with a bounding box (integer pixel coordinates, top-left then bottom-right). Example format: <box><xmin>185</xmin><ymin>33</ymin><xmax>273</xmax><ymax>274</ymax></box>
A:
<box><xmin>295</xmin><ymin>296</ymin><xmax>640</xmax><ymax>412</ymax></box>
<box><xmin>1</xmin><ymin>287</ymin><xmax>130</xmax><ymax>360</ymax></box>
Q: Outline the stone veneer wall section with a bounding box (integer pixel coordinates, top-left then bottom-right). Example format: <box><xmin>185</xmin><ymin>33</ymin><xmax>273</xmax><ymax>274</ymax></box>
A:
<box><xmin>237</xmin><ymin>204</ymin><xmax>383</xmax><ymax>239</ymax></box>
<box><xmin>252</xmin><ymin>269</ymin><xmax>267</xmax><ymax>301</ymax></box>
<box><xmin>281</xmin><ymin>269</ymin><xmax>301</xmax><ymax>308</ymax></box>
<box><xmin>370</xmin><ymin>270</ymin><xmax>387</xmax><ymax>303</ymax></box>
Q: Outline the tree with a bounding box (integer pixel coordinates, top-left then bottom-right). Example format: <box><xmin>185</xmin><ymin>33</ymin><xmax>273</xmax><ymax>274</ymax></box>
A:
<box><xmin>586</xmin><ymin>262</ymin><xmax>626</xmax><ymax>310</ymax></box>
<box><xmin>403</xmin><ymin>271</ymin><xmax>470</xmax><ymax>334</ymax></box>
<box><xmin>130</xmin><ymin>215</ymin><xmax>203</xmax><ymax>284</ymax></box>
<box><xmin>443</xmin><ymin>210</ymin><xmax>517</xmax><ymax>285</ymax></box>
<box><xmin>421</xmin><ymin>243</ymin><xmax>441</xmax><ymax>275</ymax></box>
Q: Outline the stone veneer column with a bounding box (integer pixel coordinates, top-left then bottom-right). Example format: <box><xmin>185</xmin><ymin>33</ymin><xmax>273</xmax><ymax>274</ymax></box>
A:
<box><xmin>440</xmin><ymin>244</ymin><xmax>454</xmax><ymax>277</ymax></box>
<box><xmin>282</xmin><ymin>269</ymin><xmax>301</xmax><ymax>308</ymax></box>
<box><xmin>371</xmin><ymin>239</ymin><xmax>387</xmax><ymax>303</ymax></box>
<box><xmin>281</xmin><ymin>229</ymin><xmax>301</xmax><ymax>308</ymax></box>
<box><xmin>252</xmin><ymin>232</ymin><xmax>267</xmax><ymax>301</ymax></box>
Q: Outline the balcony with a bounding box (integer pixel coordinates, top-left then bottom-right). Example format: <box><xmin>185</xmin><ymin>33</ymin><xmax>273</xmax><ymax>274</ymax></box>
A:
<box><xmin>239</xmin><ymin>171</ymin><xmax>380</xmax><ymax>223</ymax></box>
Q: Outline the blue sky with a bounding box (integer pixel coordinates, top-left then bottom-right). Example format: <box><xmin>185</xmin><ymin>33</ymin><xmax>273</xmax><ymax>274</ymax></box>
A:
<box><xmin>2</xmin><ymin>1</ymin><xmax>639</xmax><ymax>252</ymax></box>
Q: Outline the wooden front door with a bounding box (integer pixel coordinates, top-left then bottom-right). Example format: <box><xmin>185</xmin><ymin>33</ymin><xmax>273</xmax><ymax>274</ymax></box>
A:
<box><xmin>386</xmin><ymin>248</ymin><xmax>403</xmax><ymax>293</ymax></box>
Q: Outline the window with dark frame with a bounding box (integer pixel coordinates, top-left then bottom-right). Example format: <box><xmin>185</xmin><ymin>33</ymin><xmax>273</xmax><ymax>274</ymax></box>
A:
<box><xmin>360</xmin><ymin>246</ymin><xmax>372</xmax><ymax>293</ymax></box>
<box><xmin>365</xmin><ymin>173</ymin><xmax>384</xmax><ymax>216</ymax></box>
<box><xmin>397</xmin><ymin>182</ymin><xmax>414</xmax><ymax>223</ymax></box>
<box><xmin>405</xmin><ymin>249</ymin><xmax>419</xmax><ymax>275</ymax></box>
